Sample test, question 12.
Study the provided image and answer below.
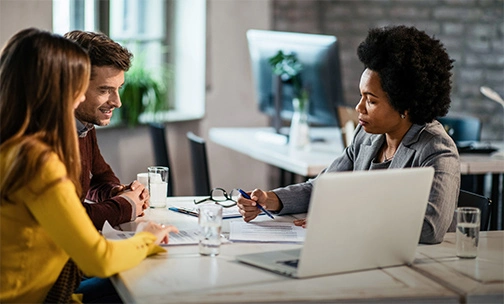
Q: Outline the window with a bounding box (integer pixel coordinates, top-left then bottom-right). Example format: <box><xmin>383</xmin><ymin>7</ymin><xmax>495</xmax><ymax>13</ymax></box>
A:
<box><xmin>53</xmin><ymin>0</ymin><xmax>97</xmax><ymax>32</ymax></box>
<box><xmin>53</xmin><ymin>0</ymin><xmax>206</xmax><ymax>123</ymax></box>
<box><xmin>109</xmin><ymin>0</ymin><xmax>165</xmax><ymax>75</ymax></box>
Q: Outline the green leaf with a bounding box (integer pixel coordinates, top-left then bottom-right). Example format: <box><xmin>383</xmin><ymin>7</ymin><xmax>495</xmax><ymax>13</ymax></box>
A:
<box><xmin>118</xmin><ymin>45</ymin><xmax>172</xmax><ymax>127</ymax></box>
<box><xmin>268</xmin><ymin>50</ymin><xmax>305</xmax><ymax>99</ymax></box>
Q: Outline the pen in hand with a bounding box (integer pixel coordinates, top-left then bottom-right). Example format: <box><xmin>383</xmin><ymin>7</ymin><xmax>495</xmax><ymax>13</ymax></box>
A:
<box><xmin>237</xmin><ymin>188</ymin><xmax>275</xmax><ymax>219</ymax></box>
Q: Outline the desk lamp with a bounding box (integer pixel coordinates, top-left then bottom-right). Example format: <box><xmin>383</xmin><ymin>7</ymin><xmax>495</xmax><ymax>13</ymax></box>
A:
<box><xmin>480</xmin><ymin>86</ymin><xmax>504</xmax><ymax>158</ymax></box>
<box><xmin>480</xmin><ymin>86</ymin><xmax>504</xmax><ymax>108</ymax></box>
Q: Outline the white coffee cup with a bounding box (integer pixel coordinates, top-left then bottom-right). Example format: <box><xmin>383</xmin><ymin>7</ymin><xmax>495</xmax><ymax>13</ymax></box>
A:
<box><xmin>136</xmin><ymin>173</ymin><xmax>148</xmax><ymax>188</ymax></box>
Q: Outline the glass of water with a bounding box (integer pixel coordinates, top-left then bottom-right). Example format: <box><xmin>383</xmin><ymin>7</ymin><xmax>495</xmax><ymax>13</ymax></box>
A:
<box><xmin>148</xmin><ymin>166</ymin><xmax>168</xmax><ymax>208</ymax></box>
<box><xmin>455</xmin><ymin>207</ymin><xmax>480</xmax><ymax>259</ymax></box>
<box><xmin>198</xmin><ymin>204</ymin><xmax>223</xmax><ymax>256</ymax></box>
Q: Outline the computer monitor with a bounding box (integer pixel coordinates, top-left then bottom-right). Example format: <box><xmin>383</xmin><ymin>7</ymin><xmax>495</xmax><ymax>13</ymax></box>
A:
<box><xmin>247</xmin><ymin>29</ymin><xmax>344</xmax><ymax>132</ymax></box>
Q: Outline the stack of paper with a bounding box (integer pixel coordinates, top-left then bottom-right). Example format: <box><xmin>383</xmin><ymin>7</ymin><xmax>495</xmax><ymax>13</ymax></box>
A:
<box><xmin>229</xmin><ymin>221</ymin><xmax>306</xmax><ymax>243</ymax></box>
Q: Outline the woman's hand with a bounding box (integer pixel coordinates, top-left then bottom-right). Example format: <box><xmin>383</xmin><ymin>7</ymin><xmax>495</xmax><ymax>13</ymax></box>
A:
<box><xmin>136</xmin><ymin>221</ymin><xmax>179</xmax><ymax>245</ymax></box>
<box><xmin>237</xmin><ymin>189</ymin><xmax>281</xmax><ymax>222</ymax></box>
<box><xmin>293</xmin><ymin>218</ymin><xmax>307</xmax><ymax>228</ymax></box>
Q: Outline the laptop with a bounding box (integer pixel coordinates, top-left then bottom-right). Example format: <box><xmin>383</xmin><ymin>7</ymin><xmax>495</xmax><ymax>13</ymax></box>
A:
<box><xmin>236</xmin><ymin>167</ymin><xmax>434</xmax><ymax>278</ymax></box>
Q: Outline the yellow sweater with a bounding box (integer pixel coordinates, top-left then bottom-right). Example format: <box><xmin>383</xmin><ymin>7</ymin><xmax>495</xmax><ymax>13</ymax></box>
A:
<box><xmin>0</xmin><ymin>145</ymin><xmax>165</xmax><ymax>303</ymax></box>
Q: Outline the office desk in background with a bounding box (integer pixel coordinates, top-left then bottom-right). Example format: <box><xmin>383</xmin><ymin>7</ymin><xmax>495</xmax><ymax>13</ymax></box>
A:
<box><xmin>209</xmin><ymin>127</ymin><xmax>344</xmax><ymax>177</ymax></box>
<box><xmin>209</xmin><ymin>127</ymin><xmax>504</xmax><ymax>229</ymax></box>
<box><xmin>460</xmin><ymin>144</ymin><xmax>504</xmax><ymax>230</ymax></box>
<box><xmin>111</xmin><ymin>197</ymin><xmax>503</xmax><ymax>303</ymax></box>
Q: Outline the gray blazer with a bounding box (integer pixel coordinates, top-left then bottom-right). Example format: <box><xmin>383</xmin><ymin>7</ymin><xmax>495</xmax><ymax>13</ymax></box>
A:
<box><xmin>274</xmin><ymin>121</ymin><xmax>460</xmax><ymax>244</ymax></box>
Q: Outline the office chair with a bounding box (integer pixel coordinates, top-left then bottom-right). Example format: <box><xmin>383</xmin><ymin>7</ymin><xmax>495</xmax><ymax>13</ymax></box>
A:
<box><xmin>456</xmin><ymin>190</ymin><xmax>492</xmax><ymax>231</ymax></box>
<box><xmin>148</xmin><ymin>123</ymin><xmax>174</xmax><ymax>196</ymax></box>
<box><xmin>187</xmin><ymin>132</ymin><xmax>211</xmax><ymax>196</ymax></box>
<box><xmin>437</xmin><ymin>115</ymin><xmax>483</xmax><ymax>193</ymax></box>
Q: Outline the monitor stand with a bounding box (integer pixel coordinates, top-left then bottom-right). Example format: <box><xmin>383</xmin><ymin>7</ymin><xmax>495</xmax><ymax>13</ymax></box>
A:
<box><xmin>255</xmin><ymin>77</ymin><xmax>289</xmax><ymax>145</ymax></box>
<box><xmin>270</xmin><ymin>76</ymin><xmax>289</xmax><ymax>144</ymax></box>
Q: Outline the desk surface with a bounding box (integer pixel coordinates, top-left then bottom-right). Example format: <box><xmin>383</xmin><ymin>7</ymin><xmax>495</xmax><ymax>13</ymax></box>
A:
<box><xmin>210</xmin><ymin>127</ymin><xmax>344</xmax><ymax>177</ymax></box>
<box><xmin>112</xmin><ymin>197</ymin><xmax>503</xmax><ymax>304</ymax></box>
<box><xmin>413</xmin><ymin>231</ymin><xmax>504</xmax><ymax>303</ymax></box>
<box><xmin>209</xmin><ymin>127</ymin><xmax>504</xmax><ymax>176</ymax></box>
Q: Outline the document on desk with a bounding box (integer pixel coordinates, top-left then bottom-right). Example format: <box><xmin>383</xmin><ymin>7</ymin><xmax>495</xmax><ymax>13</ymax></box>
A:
<box><xmin>229</xmin><ymin>221</ymin><xmax>306</xmax><ymax>243</ymax></box>
<box><xmin>168</xmin><ymin>205</ymin><xmax>244</xmax><ymax>219</ymax></box>
<box><xmin>101</xmin><ymin>221</ymin><xmax>230</xmax><ymax>246</ymax></box>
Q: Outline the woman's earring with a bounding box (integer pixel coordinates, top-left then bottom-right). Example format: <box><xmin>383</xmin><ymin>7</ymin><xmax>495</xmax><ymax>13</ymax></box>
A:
<box><xmin>400</xmin><ymin>114</ymin><xmax>406</xmax><ymax>119</ymax></box>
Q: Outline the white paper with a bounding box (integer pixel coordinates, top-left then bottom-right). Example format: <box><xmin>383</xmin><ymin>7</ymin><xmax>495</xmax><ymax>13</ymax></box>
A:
<box><xmin>102</xmin><ymin>221</ymin><xmax>231</xmax><ymax>246</ymax></box>
<box><xmin>101</xmin><ymin>220</ymin><xmax>205</xmax><ymax>246</ymax></box>
<box><xmin>229</xmin><ymin>221</ymin><xmax>306</xmax><ymax>243</ymax></box>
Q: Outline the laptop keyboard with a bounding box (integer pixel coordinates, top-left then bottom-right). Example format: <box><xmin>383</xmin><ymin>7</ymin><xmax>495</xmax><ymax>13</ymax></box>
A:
<box><xmin>278</xmin><ymin>259</ymin><xmax>299</xmax><ymax>268</ymax></box>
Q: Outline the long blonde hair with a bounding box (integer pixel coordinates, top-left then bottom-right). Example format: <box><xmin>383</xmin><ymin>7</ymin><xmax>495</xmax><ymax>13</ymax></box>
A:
<box><xmin>0</xmin><ymin>28</ymin><xmax>91</xmax><ymax>201</ymax></box>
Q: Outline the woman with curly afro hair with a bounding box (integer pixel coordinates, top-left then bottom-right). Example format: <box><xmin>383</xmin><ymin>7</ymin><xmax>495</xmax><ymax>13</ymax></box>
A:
<box><xmin>237</xmin><ymin>25</ymin><xmax>460</xmax><ymax>244</ymax></box>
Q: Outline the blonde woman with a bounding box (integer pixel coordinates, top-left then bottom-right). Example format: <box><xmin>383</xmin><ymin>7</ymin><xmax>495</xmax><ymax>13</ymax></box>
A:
<box><xmin>0</xmin><ymin>28</ymin><xmax>177</xmax><ymax>303</ymax></box>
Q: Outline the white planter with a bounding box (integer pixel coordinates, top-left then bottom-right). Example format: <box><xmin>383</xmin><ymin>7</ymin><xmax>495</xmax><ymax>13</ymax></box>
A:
<box><xmin>289</xmin><ymin>98</ymin><xmax>310</xmax><ymax>150</ymax></box>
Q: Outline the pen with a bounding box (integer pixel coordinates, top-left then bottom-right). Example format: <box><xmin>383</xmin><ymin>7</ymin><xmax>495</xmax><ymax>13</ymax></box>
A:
<box><xmin>237</xmin><ymin>188</ymin><xmax>275</xmax><ymax>219</ymax></box>
<box><xmin>168</xmin><ymin>207</ymin><xmax>199</xmax><ymax>217</ymax></box>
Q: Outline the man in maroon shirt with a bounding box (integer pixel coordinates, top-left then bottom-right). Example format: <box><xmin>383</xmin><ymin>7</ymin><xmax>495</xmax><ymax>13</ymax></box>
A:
<box><xmin>65</xmin><ymin>30</ymin><xmax>148</xmax><ymax>230</ymax></box>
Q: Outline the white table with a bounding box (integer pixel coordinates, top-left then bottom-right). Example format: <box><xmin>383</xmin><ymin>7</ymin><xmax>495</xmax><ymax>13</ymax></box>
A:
<box><xmin>209</xmin><ymin>127</ymin><xmax>344</xmax><ymax>177</ymax></box>
<box><xmin>111</xmin><ymin>197</ymin><xmax>503</xmax><ymax>303</ymax></box>
<box><xmin>458</xmin><ymin>143</ymin><xmax>504</xmax><ymax>230</ymax></box>
<box><xmin>209</xmin><ymin>127</ymin><xmax>504</xmax><ymax>229</ymax></box>
<box><xmin>413</xmin><ymin>231</ymin><xmax>504</xmax><ymax>303</ymax></box>
<box><xmin>210</xmin><ymin>127</ymin><xmax>504</xmax><ymax>177</ymax></box>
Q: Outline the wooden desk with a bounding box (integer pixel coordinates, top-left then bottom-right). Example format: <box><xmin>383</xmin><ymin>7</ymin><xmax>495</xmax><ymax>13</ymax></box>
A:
<box><xmin>111</xmin><ymin>198</ymin><xmax>503</xmax><ymax>303</ymax></box>
<box><xmin>209</xmin><ymin>127</ymin><xmax>504</xmax><ymax>229</ymax></box>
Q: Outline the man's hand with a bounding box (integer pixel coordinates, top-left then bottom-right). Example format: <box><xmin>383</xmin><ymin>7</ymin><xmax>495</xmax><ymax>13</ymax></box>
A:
<box><xmin>113</xmin><ymin>180</ymin><xmax>150</xmax><ymax>217</ymax></box>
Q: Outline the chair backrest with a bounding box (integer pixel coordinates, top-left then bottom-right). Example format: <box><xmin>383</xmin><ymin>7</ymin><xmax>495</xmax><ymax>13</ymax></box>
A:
<box><xmin>187</xmin><ymin>132</ymin><xmax>211</xmax><ymax>196</ymax></box>
<box><xmin>455</xmin><ymin>190</ymin><xmax>492</xmax><ymax>231</ymax></box>
<box><xmin>148</xmin><ymin>123</ymin><xmax>174</xmax><ymax>196</ymax></box>
<box><xmin>437</xmin><ymin>115</ymin><xmax>482</xmax><ymax>143</ymax></box>
<box><xmin>337</xmin><ymin>106</ymin><xmax>359</xmax><ymax>147</ymax></box>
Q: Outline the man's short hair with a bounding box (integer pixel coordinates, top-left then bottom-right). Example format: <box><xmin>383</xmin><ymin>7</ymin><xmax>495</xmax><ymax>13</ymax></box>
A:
<box><xmin>64</xmin><ymin>30</ymin><xmax>133</xmax><ymax>73</ymax></box>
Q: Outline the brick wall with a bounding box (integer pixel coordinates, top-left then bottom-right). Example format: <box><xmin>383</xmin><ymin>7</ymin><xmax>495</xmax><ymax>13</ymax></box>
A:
<box><xmin>272</xmin><ymin>0</ymin><xmax>504</xmax><ymax>140</ymax></box>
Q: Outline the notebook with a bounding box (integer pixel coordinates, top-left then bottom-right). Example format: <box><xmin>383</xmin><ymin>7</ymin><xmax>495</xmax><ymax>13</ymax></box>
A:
<box><xmin>236</xmin><ymin>167</ymin><xmax>435</xmax><ymax>278</ymax></box>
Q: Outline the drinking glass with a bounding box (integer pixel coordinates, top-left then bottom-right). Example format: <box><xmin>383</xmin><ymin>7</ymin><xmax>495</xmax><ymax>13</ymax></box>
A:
<box><xmin>456</xmin><ymin>207</ymin><xmax>480</xmax><ymax>258</ymax></box>
<box><xmin>198</xmin><ymin>204</ymin><xmax>223</xmax><ymax>256</ymax></box>
<box><xmin>148</xmin><ymin>166</ymin><xmax>168</xmax><ymax>208</ymax></box>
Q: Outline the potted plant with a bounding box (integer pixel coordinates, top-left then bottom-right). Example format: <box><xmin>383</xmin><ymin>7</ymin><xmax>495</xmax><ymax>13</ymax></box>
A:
<box><xmin>118</xmin><ymin>57</ymin><xmax>171</xmax><ymax>127</ymax></box>
<box><xmin>268</xmin><ymin>50</ymin><xmax>308</xmax><ymax>111</ymax></box>
<box><xmin>269</xmin><ymin>50</ymin><xmax>310</xmax><ymax>149</ymax></box>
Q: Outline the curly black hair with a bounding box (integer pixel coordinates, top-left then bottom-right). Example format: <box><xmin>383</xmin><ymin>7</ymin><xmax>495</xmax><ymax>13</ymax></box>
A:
<box><xmin>357</xmin><ymin>25</ymin><xmax>454</xmax><ymax>124</ymax></box>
